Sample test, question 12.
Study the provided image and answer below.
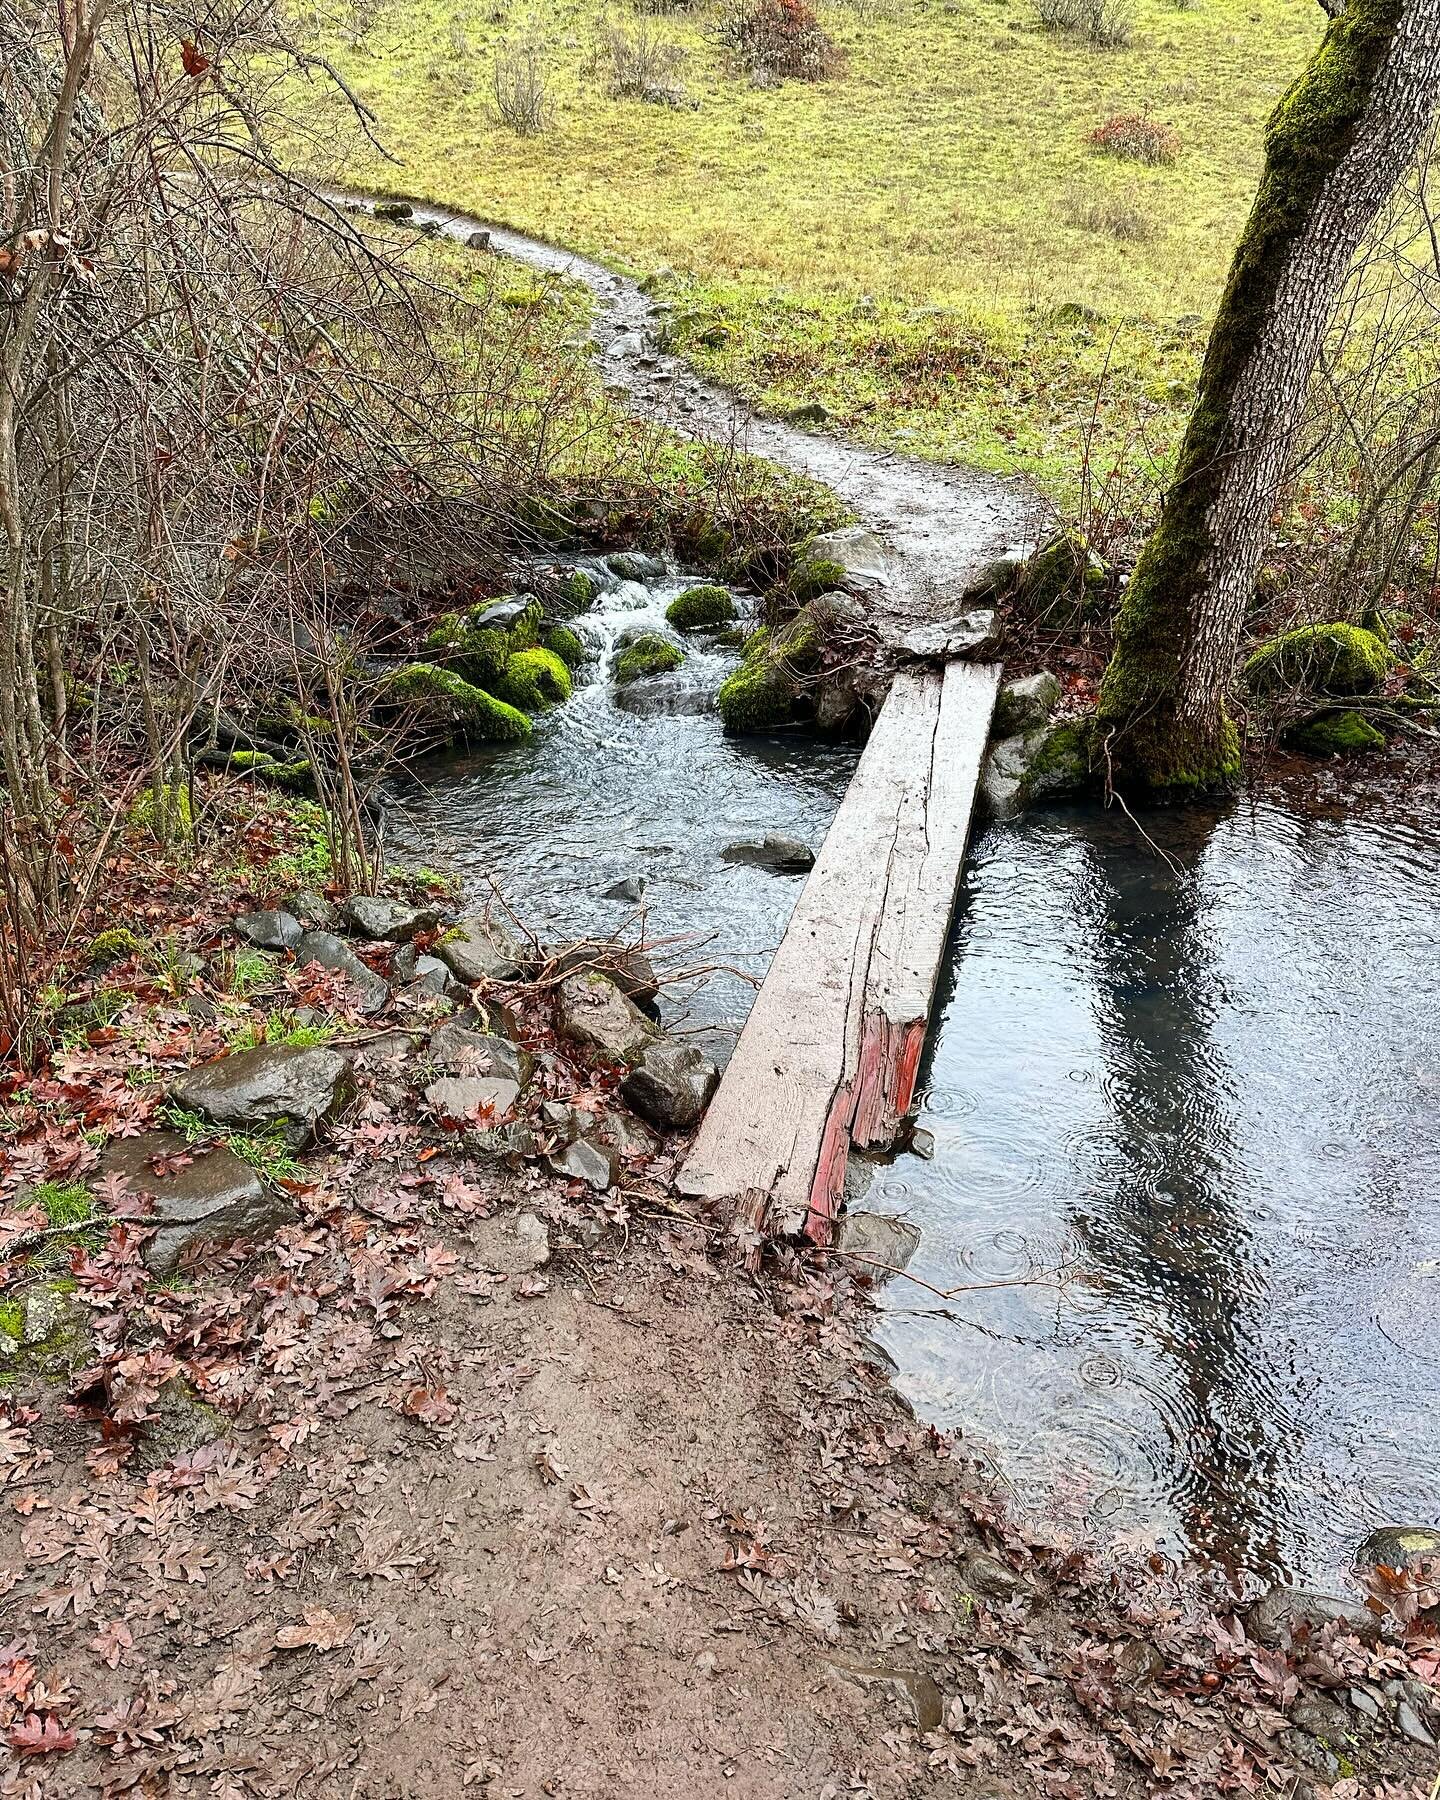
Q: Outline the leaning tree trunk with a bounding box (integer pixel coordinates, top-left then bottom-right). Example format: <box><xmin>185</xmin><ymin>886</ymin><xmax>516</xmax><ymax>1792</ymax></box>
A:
<box><xmin>1096</xmin><ymin>0</ymin><xmax>1440</xmax><ymax>797</ymax></box>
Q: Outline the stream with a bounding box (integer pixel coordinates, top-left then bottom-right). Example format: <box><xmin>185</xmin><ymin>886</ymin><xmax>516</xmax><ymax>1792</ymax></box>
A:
<box><xmin>358</xmin><ymin>191</ymin><xmax>1439</xmax><ymax>1592</ymax></box>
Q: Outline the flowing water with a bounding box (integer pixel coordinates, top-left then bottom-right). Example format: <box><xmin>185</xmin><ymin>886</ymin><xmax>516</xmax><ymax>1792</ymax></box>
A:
<box><xmin>353</xmin><ymin>189</ymin><xmax>1438</xmax><ymax>1591</ymax></box>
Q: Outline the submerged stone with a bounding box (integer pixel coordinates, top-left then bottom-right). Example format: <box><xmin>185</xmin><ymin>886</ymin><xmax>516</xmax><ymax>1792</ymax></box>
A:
<box><xmin>1246</xmin><ymin>1584</ymin><xmax>1381</xmax><ymax>1648</ymax></box>
<box><xmin>1354</xmin><ymin>1524</ymin><xmax>1440</xmax><ymax>1572</ymax></box>
<box><xmin>169</xmin><ymin>1046</ymin><xmax>354</xmax><ymax>1149</ymax></box>
<box><xmin>721</xmin><ymin>834</ymin><xmax>815</xmax><ymax>874</ymax></box>
<box><xmin>98</xmin><ymin>1130</ymin><xmax>292</xmax><ymax>1274</ymax></box>
<box><xmin>838</xmin><ymin>1211</ymin><xmax>921</xmax><ymax>1280</ymax></box>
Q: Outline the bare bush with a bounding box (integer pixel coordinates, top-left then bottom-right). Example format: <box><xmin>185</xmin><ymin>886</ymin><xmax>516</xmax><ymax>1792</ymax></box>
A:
<box><xmin>595</xmin><ymin>15</ymin><xmax>689</xmax><ymax>103</ymax></box>
<box><xmin>493</xmin><ymin>34</ymin><xmax>554</xmax><ymax>132</ymax></box>
<box><xmin>717</xmin><ymin>0</ymin><xmax>840</xmax><ymax>82</ymax></box>
<box><xmin>1035</xmin><ymin>0</ymin><xmax>1135</xmax><ymax>47</ymax></box>
<box><xmin>1088</xmin><ymin>109</ymin><xmax>1180</xmax><ymax>165</ymax></box>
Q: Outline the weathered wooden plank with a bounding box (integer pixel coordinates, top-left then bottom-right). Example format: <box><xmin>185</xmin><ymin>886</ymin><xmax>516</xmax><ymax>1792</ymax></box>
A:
<box><xmin>677</xmin><ymin>661</ymin><xmax>1000</xmax><ymax>1255</ymax></box>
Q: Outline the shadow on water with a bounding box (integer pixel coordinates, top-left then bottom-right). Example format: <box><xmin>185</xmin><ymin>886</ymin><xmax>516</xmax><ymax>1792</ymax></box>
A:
<box><xmin>875</xmin><ymin>791</ymin><xmax>1440</xmax><ymax>1589</ymax></box>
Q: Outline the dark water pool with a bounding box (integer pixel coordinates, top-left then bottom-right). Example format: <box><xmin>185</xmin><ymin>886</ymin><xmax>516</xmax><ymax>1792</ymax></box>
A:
<box><xmin>398</xmin><ymin>615</ymin><xmax>1440</xmax><ymax>1588</ymax></box>
<box><xmin>871</xmin><ymin>795</ymin><xmax>1440</xmax><ymax>1590</ymax></box>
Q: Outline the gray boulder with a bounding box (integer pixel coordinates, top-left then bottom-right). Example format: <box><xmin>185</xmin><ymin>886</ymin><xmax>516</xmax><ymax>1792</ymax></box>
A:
<box><xmin>394</xmin><ymin>947</ymin><xmax>453</xmax><ymax>995</ymax></box>
<box><xmin>606</xmin><ymin>550</ymin><xmax>667</xmax><ymax>582</ymax></box>
<box><xmin>285</xmin><ymin>889</ymin><xmax>337</xmax><ymax>930</ymax></box>
<box><xmin>602</xmin><ymin>875</ymin><xmax>647</xmax><ymax>904</ymax></box>
<box><xmin>98</xmin><ymin>1130</ymin><xmax>293</xmax><ymax>1274</ymax></box>
<box><xmin>548</xmin><ymin>1136</ymin><xmax>620</xmax><ymax>1191</ymax></box>
<box><xmin>428</xmin><ymin>1019</ymin><xmax>532</xmax><ymax>1086</ymax></box>
<box><xmin>993</xmin><ymin>671</ymin><xmax>1061</xmax><ymax>737</ymax></box>
<box><xmin>980</xmin><ymin>721</ymin><xmax>1089</xmax><ymax>820</ymax></box>
<box><xmin>423</xmin><ymin>1074</ymin><xmax>522</xmax><ymax>1128</ymax></box>
<box><xmin>897</xmin><ymin>609</ymin><xmax>998</xmax><ymax>662</ymax></box>
<box><xmin>339</xmin><ymin>895</ymin><xmax>440</xmax><ymax>941</ymax></box>
<box><xmin>556</xmin><ymin>971</ymin><xmax>658</xmax><ymax>1064</ymax></box>
<box><xmin>838</xmin><ymin>1210</ymin><xmax>921</xmax><ymax>1280</ymax></box>
<box><xmin>470</xmin><ymin>597</ymin><xmax>531</xmax><ymax>631</ymax></box>
<box><xmin>466</xmin><ymin>228</ymin><xmax>492</xmax><ymax>251</ymax></box>
<box><xmin>169</xmin><ymin>1046</ymin><xmax>354</xmax><ymax>1149</ymax></box>
<box><xmin>435</xmin><ymin>915</ymin><xmax>527</xmax><ymax>984</ymax></box>
<box><xmin>620</xmin><ymin>1038</ymin><xmax>718</xmax><ymax>1130</ymax></box>
<box><xmin>803</xmin><ymin>525</ymin><xmax>891</xmax><ymax>593</ymax></box>
<box><xmin>294</xmin><ymin>930</ymin><xmax>390</xmax><ymax>1015</ymax></box>
<box><xmin>547</xmin><ymin>942</ymin><xmax>659</xmax><ymax>1008</ymax></box>
<box><xmin>235</xmin><ymin>909</ymin><xmax>302</xmax><ymax>952</ymax></box>
<box><xmin>721</xmin><ymin>834</ymin><xmax>815</xmax><ymax>874</ymax></box>
<box><xmin>373</xmin><ymin>200</ymin><xmax>413</xmax><ymax>221</ymax></box>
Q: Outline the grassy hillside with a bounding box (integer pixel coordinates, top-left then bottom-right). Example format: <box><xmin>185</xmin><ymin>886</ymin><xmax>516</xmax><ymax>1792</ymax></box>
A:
<box><xmin>306</xmin><ymin>0</ymin><xmax>1322</xmax><ymax>501</ymax></box>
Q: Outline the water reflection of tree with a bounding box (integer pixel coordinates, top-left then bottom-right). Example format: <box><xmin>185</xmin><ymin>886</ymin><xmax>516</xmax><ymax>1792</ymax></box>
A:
<box><xmin>1071</xmin><ymin>807</ymin><xmax>1295</xmax><ymax>1585</ymax></box>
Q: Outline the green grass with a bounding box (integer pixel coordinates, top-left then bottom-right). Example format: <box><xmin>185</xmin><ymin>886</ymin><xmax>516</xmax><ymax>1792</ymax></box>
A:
<box><xmin>224</xmin><ymin>1016</ymin><xmax>337</xmax><ymax>1052</ymax></box>
<box><xmin>302</xmin><ymin>0</ymin><xmax>1321</xmax><ymax>499</ymax></box>
<box><xmin>158</xmin><ymin>1106</ymin><xmax>305</xmax><ymax>1184</ymax></box>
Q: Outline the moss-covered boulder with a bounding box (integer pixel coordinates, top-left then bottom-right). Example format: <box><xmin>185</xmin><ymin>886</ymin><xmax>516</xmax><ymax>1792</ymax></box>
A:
<box><xmin>1013</xmin><ymin>532</ymin><xmax>1108</xmax><ymax>624</ymax></box>
<box><xmin>554</xmin><ymin>568</ymin><xmax>599</xmax><ymax>616</ymax></box>
<box><xmin>1284</xmin><ymin>709</ymin><xmax>1385</xmax><ymax>757</ymax></box>
<box><xmin>385</xmin><ymin>664</ymin><xmax>532</xmax><ymax>741</ymax></box>
<box><xmin>666</xmin><ymin>585</ymin><xmax>736</xmax><ymax>632</ymax></box>
<box><xmin>497</xmin><ymin>646</ymin><xmax>573</xmax><ymax>711</ymax></box>
<box><xmin>544</xmin><ymin>625</ymin><xmax>586</xmax><ymax>669</ymax></box>
<box><xmin>616</xmin><ymin>635</ymin><xmax>684</xmax><ymax>683</ymax></box>
<box><xmin>226</xmin><ymin>750</ymin><xmax>315</xmax><ymax>794</ymax></box>
<box><xmin>425</xmin><ymin>612</ymin><xmax>510</xmax><ymax>689</ymax></box>
<box><xmin>716</xmin><ymin>606</ymin><xmax>826</xmax><ymax>734</ymax></box>
<box><xmin>1244</xmin><ymin>622</ymin><xmax>1390</xmax><ymax>696</ymax></box>
<box><xmin>981</xmin><ymin>719</ymin><xmax>1094</xmax><ymax>817</ymax></box>
<box><xmin>88</xmin><ymin>927</ymin><xmax>144</xmax><ymax>970</ymax></box>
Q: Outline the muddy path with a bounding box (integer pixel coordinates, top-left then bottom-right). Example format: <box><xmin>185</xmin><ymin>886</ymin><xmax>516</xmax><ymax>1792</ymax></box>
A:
<box><xmin>331</xmin><ymin>189</ymin><xmax>1049</xmax><ymax>633</ymax></box>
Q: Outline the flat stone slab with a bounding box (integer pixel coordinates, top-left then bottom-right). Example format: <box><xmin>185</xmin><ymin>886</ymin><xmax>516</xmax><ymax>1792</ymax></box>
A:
<box><xmin>424</xmin><ymin>1074</ymin><xmax>522</xmax><ymax>1128</ymax></box>
<box><xmin>98</xmin><ymin>1131</ymin><xmax>292</xmax><ymax>1274</ymax></box>
<box><xmin>169</xmin><ymin>1045</ymin><xmax>354</xmax><ymax>1148</ymax></box>
<box><xmin>428</xmin><ymin>1020</ymin><xmax>532</xmax><ymax>1086</ymax></box>
<box><xmin>720</xmin><ymin>835</ymin><xmax>815</xmax><ymax>875</ymax></box>
<box><xmin>234</xmin><ymin>910</ymin><xmax>302</xmax><ymax>951</ymax></box>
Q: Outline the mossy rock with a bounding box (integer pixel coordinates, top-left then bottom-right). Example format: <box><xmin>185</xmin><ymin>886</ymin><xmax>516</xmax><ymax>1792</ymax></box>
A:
<box><xmin>1014</xmin><ymin>532</ymin><xmax>1108</xmax><ymax>625</ymax></box>
<box><xmin>425</xmin><ymin>612</ymin><xmax>511</xmax><ymax>689</ymax></box>
<box><xmin>89</xmin><ymin>927</ymin><xmax>144</xmax><ymax>969</ymax></box>
<box><xmin>544</xmin><ymin>625</ymin><xmax>586</xmax><ymax>669</ymax></box>
<box><xmin>666</xmin><ymin>585</ymin><xmax>736</xmax><ymax>632</ymax></box>
<box><xmin>716</xmin><ymin>606</ymin><xmax>826</xmax><ymax>734</ymax></box>
<box><xmin>496</xmin><ymin>646</ymin><xmax>574</xmax><ymax>711</ymax></box>
<box><xmin>616</xmin><ymin>635</ymin><xmax>685</xmax><ymax>684</ymax></box>
<box><xmin>384</xmin><ymin>664</ymin><xmax>532</xmax><ymax>742</ymax></box>
<box><xmin>226</xmin><ymin>750</ymin><xmax>315</xmax><ymax>794</ymax></box>
<box><xmin>553</xmin><ymin>569</ymin><xmax>599</xmax><ymax>616</ymax></box>
<box><xmin>0</xmin><ymin>1281</ymin><xmax>89</xmax><ymax>1379</ymax></box>
<box><xmin>789</xmin><ymin>556</ymin><xmax>847</xmax><ymax>605</ymax></box>
<box><xmin>1285</xmin><ymin>709</ymin><xmax>1385</xmax><ymax>757</ymax></box>
<box><xmin>1244</xmin><ymin>622</ymin><xmax>1390</xmax><ymax>696</ymax></box>
<box><xmin>1026</xmin><ymin>720</ymin><xmax>1094</xmax><ymax>798</ymax></box>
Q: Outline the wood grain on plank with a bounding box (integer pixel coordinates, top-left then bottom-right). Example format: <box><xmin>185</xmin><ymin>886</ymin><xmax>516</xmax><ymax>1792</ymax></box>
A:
<box><xmin>677</xmin><ymin>661</ymin><xmax>1000</xmax><ymax>1255</ymax></box>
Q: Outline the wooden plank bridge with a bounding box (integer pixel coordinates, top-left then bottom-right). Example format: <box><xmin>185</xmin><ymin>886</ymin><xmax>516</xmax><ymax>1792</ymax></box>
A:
<box><xmin>677</xmin><ymin>660</ymin><xmax>1000</xmax><ymax>1254</ymax></box>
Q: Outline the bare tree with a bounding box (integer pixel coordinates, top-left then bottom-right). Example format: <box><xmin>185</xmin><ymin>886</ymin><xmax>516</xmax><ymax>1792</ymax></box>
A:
<box><xmin>1096</xmin><ymin>0</ymin><xmax>1440</xmax><ymax>796</ymax></box>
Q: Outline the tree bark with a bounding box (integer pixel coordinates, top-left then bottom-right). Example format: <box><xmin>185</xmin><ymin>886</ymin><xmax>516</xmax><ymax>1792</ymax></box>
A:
<box><xmin>1096</xmin><ymin>0</ymin><xmax>1440</xmax><ymax>797</ymax></box>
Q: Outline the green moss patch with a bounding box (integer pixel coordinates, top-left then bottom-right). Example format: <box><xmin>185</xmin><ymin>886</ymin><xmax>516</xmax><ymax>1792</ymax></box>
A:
<box><xmin>385</xmin><ymin>664</ymin><xmax>533</xmax><ymax>741</ymax></box>
<box><xmin>716</xmin><ymin>606</ymin><xmax>826</xmax><ymax>733</ymax></box>
<box><xmin>666</xmin><ymin>584</ymin><xmax>737</xmax><ymax>631</ymax></box>
<box><xmin>1244</xmin><ymin>622</ymin><xmax>1390</xmax><ymax>696</ymax></box>
<box><xmin>544</xmin><ymin>625</ymin><xmax>586</xmax><ymax>668</ymax></box>
<box><xmin>497</xmin><ymin>646</ymin><xmax>574</xmax><ymax>710</ymax></box>
<box><xmin>616</xmin><ymin>635</ymin><xmax>685</xmax><ymax>683</ymax></box>
<box><xmin>1285</xmin><ymin>709</ymin><xmax>1386</xmax><ymax>756</ymax></box>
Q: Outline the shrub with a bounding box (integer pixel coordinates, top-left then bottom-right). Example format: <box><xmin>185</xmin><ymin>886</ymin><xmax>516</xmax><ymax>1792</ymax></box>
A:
<box><xmin>493</xmin><ymin>36</ymin><xmax>552</xmax><ymax>133</ymax></box>
<box><xmin>1088</xmin><ymin>111</ymin><xmax>1180</xmax><ymax>166</ymax></box>
<box><xmin>1035</xmin><ymin>0</ymin><xmax>1134</xmax><ymax>46</ymax></box>
<box><xmin>717</xmin><ymin>0</ymin><xmax>839</xmax><ymax>82</ymax></box>
<box><xmin>596</xmin><ymin>15</ymin><xmax>689</xmax><ymax>101</ymax></box>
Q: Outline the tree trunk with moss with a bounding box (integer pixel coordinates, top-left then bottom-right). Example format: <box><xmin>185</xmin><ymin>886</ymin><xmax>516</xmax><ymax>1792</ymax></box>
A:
<box><xmin>1096</xmin><ymin>0</ymin><xmax>1440</xmax><ymax>797</ymax></box>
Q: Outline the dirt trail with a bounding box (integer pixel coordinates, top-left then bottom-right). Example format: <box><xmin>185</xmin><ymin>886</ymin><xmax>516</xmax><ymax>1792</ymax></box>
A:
<box><xmin>332</xmin><ymin>189</ymin><xmax>1049</xmax><ymax>634</ymax></box>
